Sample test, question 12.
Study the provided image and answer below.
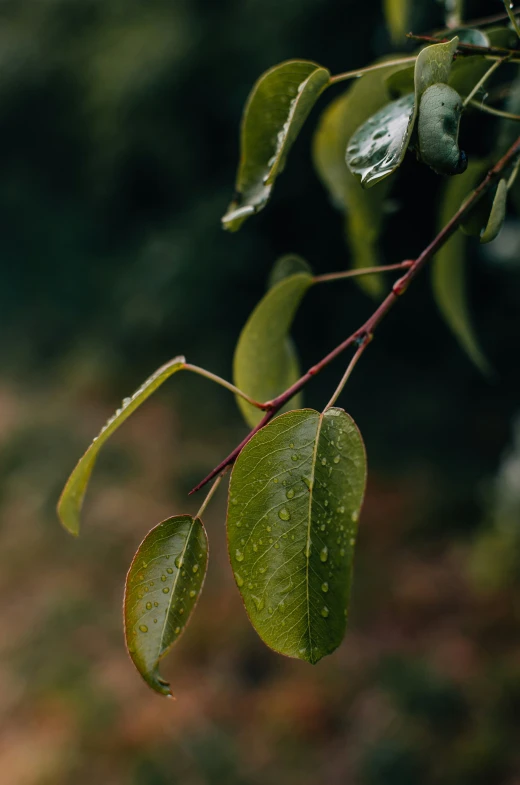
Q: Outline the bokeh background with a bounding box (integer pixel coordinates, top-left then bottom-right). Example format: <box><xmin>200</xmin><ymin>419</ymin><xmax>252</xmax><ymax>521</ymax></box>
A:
<box><xmin>2</xmin><ymin>0</ymin><xmax>520</xmax><ymax>783</ymax></box>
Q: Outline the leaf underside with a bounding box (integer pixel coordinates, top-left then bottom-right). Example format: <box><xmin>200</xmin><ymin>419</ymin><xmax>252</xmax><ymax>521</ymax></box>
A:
<box><xmin>233</xmin><ymin>271</ymin><xmax>314</xmax><ymax>427</ymax></box>
<box><xmin>227</xmin><ymin>408</ymin><xmax>367</xmax><ymax>664</ymax></box>
<box><xmin>58</xmin><ymin>356</ymin><xmax>186</xmax><ymax>536</ymax></box>
<box><xmin>124</xmin><ymin>514</ymin><xmax>208</xmax><ymax>696</ymax></box>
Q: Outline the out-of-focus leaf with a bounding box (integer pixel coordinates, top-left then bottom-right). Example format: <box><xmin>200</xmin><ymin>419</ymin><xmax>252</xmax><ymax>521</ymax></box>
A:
<box><xmin>453</xmin><ymin>29</ymin><xmax>490</xmax><ymax>47</ymax></box>
<box><xmin>58</xmin><ymin>356</ymin><xmax>186</xmax><ymax>536</ymax></box>
<box><xmin>449</xmin><ymin>56</ymin><xmax>491</xmax><ymax>97</ymax></box>
<box><xmin>233</xmin><ymin>271</ymin><xmax>314</xmax><ymax>427</ymax></box>
<box><xmin>386</xmin><ymin>66</ymin><xmax>415</xmax><ymax>98</ymax></box>
<box><xmin>227</xmin><ymin>407</ymin><xmax>367</xmax><ymax>663</ymax></box>
<box><xmin>503</xmin><ymin>0</ymin><xmax>520</xmax><ymax>40</ymax></box>
<box><xmin>346</xmin><ymin>93</ymin><xmax>415</xmax><ymax>187</ymax></box>
<box><xmin>222</xmin><ymin>60</ymin><xmax>330</xmax><ymax>231</ymax></box>
<box><xmin>268</xmin><ymin>254</ymin><xmax>312</xmax><ymax>289</ymax></box>
<box><xmin>432</xmin><ymin>160</ymin><xmax>491</xmax><ymax>373</ymax></box>
<box><xmin>313</xmin><ymin>61</ymin><xmax>409</xmax><ymax>294</ymax></box>
<box><xmin>383</xmin><ymin>0</ymin><xmax>411</xmax><ymax>44</ymax></box>
<box><xmin>481</xmin><ymin>178</ymin><xmax>508</xmax><ymax>243</ymax></box>
<box><xmin>124</xmin><ymin>515</ymin><xmax>208</xmax><ymax>696</ymax></box>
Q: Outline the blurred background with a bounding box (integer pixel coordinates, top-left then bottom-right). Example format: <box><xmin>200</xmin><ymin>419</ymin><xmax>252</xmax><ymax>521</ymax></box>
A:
<box><xmin>1</xmin><ymin>0</ymin><xmax>520</xmax><ymax>783</ymax></box>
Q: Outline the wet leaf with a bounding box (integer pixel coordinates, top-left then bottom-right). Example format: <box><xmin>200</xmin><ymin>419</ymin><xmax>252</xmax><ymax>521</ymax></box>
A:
<box><xmin>124</xmin><ymin>515</ymin><xmax>208</xmax><ymax>696</ymax></box>
<box><xmin>313</xmin><ymin>62</ymin><xmax>409</xmax><ymax>294</ymax></box>
<box><xmin>58</xmin><ymin>356</ymin><xmax>186</xmax><ymax>535</ymax></box>
<box><xmin>227</xmin><ymin>407</ymin><xmax>367</xmax><ymax>663</ymax></box>
<box><xmin>233</xmin><ymin>271</ymin><xmax>313</xmax><ymax>427</ymax></box>
<box><xmin>222</xmin><ymin>60</ymin><xmax>330</xmax><ymax>231</ymax></box>
<box><xmin>414</xmin><ymin>37</ymin><xmax>459</xmax><ymax>98</ymax></box>
<box><xmin>432</xmin><ymin>159</ymin><xmax>491</xmax><ymax>373</ymax></box>
<box><xmin>346</xmin><ymin>92</ymin><xmax>415</xmax><ymax>187</ymax></box>
<box><xmin>480</xmin><ymin>178</ymin><xmax>508</xmax><ymax>244</ymax></box>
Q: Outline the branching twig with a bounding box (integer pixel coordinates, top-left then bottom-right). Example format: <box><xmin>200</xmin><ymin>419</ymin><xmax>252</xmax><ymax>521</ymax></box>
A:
<box><xmin>407</xmin><ymin>33</ymin><xmax>520</xmax><ymax>61</ymax></box>
<box><xmin>189</xmin><ymin>136</ymin><xmax>520</xmax><ymax>495</ymax></box>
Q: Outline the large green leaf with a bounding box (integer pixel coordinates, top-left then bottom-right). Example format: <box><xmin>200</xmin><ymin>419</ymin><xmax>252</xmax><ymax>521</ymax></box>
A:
<box><xmin>313</xmin><ymin>62</ymin><xmax>409</xmax><ymax>294</ymax></box>
<box><xmin>124</xmin><ymin>515</ymin><xmax>208</xmax><ymax>696</ymax></box>
<box><xmin>432</xmin><ymin>160</ymin><xmax>491</xmax><ymax>373</ymax></box>
<box><xmin>222</xmin><ymin>60</ymin><xmax>330</xmax><ymax>232</ymax></box>
<box><xmin>58</xmin><ymin>356</ymin><xmax>186</xmax><ymax>535</ymax></box>
<box><xmin>233</xmin><ymin>271</ymin><xmax>314</xmax><ymax>427</ymax></box>
<box><xmin>227</xmin><ymin>407</ymin><xmax>367</xmax><ymax>664</ymax></box>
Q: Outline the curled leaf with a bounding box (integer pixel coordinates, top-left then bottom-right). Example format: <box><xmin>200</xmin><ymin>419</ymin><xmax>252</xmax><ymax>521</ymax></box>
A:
<box><xmin>58</xmin><ymin>356</ymin><xmax>186</xmax><ymax>535</ymax></box>
<box><xmin>480</xmin><ymin>178</ymin><xmax>508</xmax><ymax>244</ymax></box>
<box><xmin>124</xmin><ymin>515</ymin><xmax>208</xmax><ymax>696</ymax></box>
<box><xmin>223</xmin><ymin>60</ymin><xmax>330</xmax><ymax>231</ymax></box>
<box><xmin>227</xmin><ymin>407</ymin><xmax>367</xmax><ymax>663</ymax></box>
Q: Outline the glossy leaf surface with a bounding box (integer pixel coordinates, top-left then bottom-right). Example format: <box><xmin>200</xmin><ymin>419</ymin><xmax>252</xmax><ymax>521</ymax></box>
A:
<box><xmin>124</xmin><ymin>515</ymin><xmax>208</xmax><ymax>696</ymax></box>
<box><xmin>222</xmin><ymin>60</ymin><xmax>330</xmax><ymax>231</ymax></box>
<box><xmin>58</xmin><ymin>356</ymin><xmax>186</xmax><ymax>535</ymax></box>
<box><xmin>346</xmin><ymin>93</ymin><xmax>415</xmax><ymax>187</ymax></box>
<box><xmin>432</xmin><ymin>160</ymin><xmax>490</xmax><ymax>373</ymax></box>
<box><xmin>233</xmin><ymin>272</ymin><xmax>313</xmax><ymax>427</ymax></box>
<box><xmin>227</xmin><ymin>408</ymin><xmax>367</xmax><ymax>663</ymax></box>
<box><xmin>313</xmin><ymin>62</ymin><xmax>409</xmax><ymax>294</ymax></box>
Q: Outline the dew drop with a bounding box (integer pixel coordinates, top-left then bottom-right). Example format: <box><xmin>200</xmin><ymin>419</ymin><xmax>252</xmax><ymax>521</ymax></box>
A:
<box><xmin>162</xmin><ymin>587</ymin><xmax>170</xmax><ymax>594</ymax></box>
<box><xmin>278</xmin><ymin>508</ymin><xmax>291</xmax><ymax>521</ymax></box>
<box><xmin>266</xmin><ymin>525</ymin><xmax>272</xmax><ymax>532</ymax></box>
<box><xmin>174</xmin><ymin>556</ymin><xmax>183</xmax><ymax>569</ymax></box>
<box><xmin>236</xmin><ymin>549</ymin><xmax>244</xmax><ymax>562</ymax></box>
<box><xmin>145</xmin><ymin>602</ymin><xmax>152</xmax><ymax>610</ymax></box>
<box><xmin>351</xmin><ymin>510</ymin><xmax>359</xmax><ymax>522</ymax></box>
<box><xmin>333</xmin><ymin>455</ymin><xmax>340</xmax><ymax>464</ymax></box>
<box><xmin>166</xmin><ymin>567</ymin><xmax>173</xmax><ymax>574</ymax></box>
<box><xmin>321</xmin><ymin>606</ymin><xmax>330</xmax><ymax>618</ymax></box>
<box><xmin>175</xmin><ymin>626</ymin><xmax>181</xmax><ymax>634</ymax></box>
<box><xmin>273</xmin><ymin>478</ymin><xmax>279</xmax><ymax>484</ymax></box>
<box><xmin>286</xmin><ymin>488</ymin><xmax>295</xmax><ymax>499</ymax></box>
<box><xmin>302</xmin><ymin>475</ymin><xmax>312</xmax><ymax>490</ymax></box>
<box><xmin>139</xmin><ymin>625</ymin><xmax>148</xmax><ymax>633</ymax></box>
<box><xmin>321</xmin><ymin>457</ymin><xmax>327</xmax><ymax>466</ymax></box>
<box><xmin>192</xmin><ymin>564</ymin><xmax>199</xmax><ymax>574</ymax></box>
<box><xmin>236</xmin><ymin>574</ymin><xmax>244</xmax><ymax>587</ymax></box>
<box><xmin>253</xmin><ymin>595</ymin><xmax>265</xmax><ymax>612</ymax></box>
<box><xmin>320</xmin><ymin>546</ymin><xmax>329</xmax><ymax>563</ymax></box>
<box><xmin>321</xmin><ymin>582</ymin><xmax>329</xmax><ymax>593</ymax></box>
<box><xmin>291</xmin><ymin>454</ymin><xmax>298</xmax><ymax>462</ymax></box>
<box><xmin>161</xmin><ymin>575</ymin><xmax>167</xmax><ymax>582</ymax></box>
<box><xmin>189</xmin><ymin>590</ymin><xmax>196</xmax><ymax>598</ymax></box>
<box><xmin>154</xmin><ymin>602</ymin><xmax>159</xmax><ymax>607</ymax></box>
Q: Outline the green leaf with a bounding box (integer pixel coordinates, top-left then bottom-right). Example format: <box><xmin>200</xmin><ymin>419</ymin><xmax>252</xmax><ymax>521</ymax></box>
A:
<box><xmin>233</xmin><ymin>272</ymin><xmax>313</xmax><ymax>427</ymax></box>
<box><xmin>432</xmin><ymin>160</ymin><xmax>491</xmax><ymax>373</ymax></box>
<box><xmin>227</xmin><ymin>408</ymin><xmax>367</xmax><ymax>663</ymax></box>
<box><xmin>222</xmin><ymin>60</ymin><xmax>330</xmax><ymax>231</ymax></box>
<box><xmin>124</xmin><ymin>514</ymin><xmax>208</xmax><ymax>696</ymax></box>
<box><xmin>480</xmin><ymin>178</ymin><xmax>508</xmax><ymax>244</ymax></box>
<box><xmin>453</xmin><ymin>29</ymin><xmax>490</xmax><ymax>47</ymax></box>
<box><xmin>313</xmin><ymin>62</ymin><xmax>410</xmax><ymax>294</ymax></box>
<box><xmin>268</xmin><ymin>254</ymin><xmax>312</xmax><ymax>289</ymax></box>
<box><xmin>346</xmin><ymin>93</ymin><xmax>415</xmax><ymax>187</ymax></box>
<box><xmin>386</xmin><ymin>66</ymin><xmax>415</xmax><ymax>99</ymax></box>
<box><xmin>503</xmin><ymin>0</ymin><xmax>520</xmax><ymax>40</ymax></box>
<box><xmin>383</xmin><ymin>0</ymin><xmax>411</xmax><ymax>44</ymax></box>
<box><xmin>58</xmin><ymin>356</ymin><xmax>186</xmax><ymax>535</ymax></box>
<box><xmin>414</xmin><ymin>37</ymin><xmax>459</xmax><ymax>99</ymax></box>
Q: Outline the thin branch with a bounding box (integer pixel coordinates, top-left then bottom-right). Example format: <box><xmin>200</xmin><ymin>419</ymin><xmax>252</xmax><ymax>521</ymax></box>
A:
<box><xmin>504</xmin><ymin>0</ymin><xmax>520</xmax><ymax>39</ymax></box>
<box><xmin>435</xmin><ymin>5</ymin><xmax>520</xmax><ymax>33</ymax></box>
<box><xmin>196</xmin><ymin>469</ymin><xmax>228</xmax><ymax>518</ymax></box>
<box><xmin>406</xmin><ymin>33</ymin><xmax>520</xmax><ymax>61</ymax></box>
<box><xmin>189</xmin><ymin>135</ymin><xmax>520</xmax><ymax>495</ymax></box>
<box><xmin>313</xmin><ymin>261</ymin><xmax>412</xmax><ymax>284</ymax></box>
<box><xmin>324</xmin><ymin>334</ymin><xmax>372</xmax><ymax>411</ymax></box>
<box><xmin>469</xmin><ymin>99</ymin><xmax>520</xmax><ymax>120</ymax></box>
<box><xmin>329</xmin><ymin>57</ymin><xmax>416</xmax><ymax>85</ymax></box>
<box><xmin>462</xmin><ymin>56</ymin><xmax>510</xmax><ymax>108</ymax></box>
<box><xmin>184</xmin><ymin>363</ymin><xmax>268</xmax><ymax>410</ymax></box>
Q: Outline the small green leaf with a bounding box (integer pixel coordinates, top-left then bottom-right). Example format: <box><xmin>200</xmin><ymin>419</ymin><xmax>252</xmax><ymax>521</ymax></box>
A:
<box><xmin>222</xmin><ymin>60</ymin><xmax>330</xmax><ymax>231</ymax></box>
<box><xmin>124</xmin><ymin>515</ymin><xmax>208</xmax><ymax>696</ymax></box>
<box><xmin>383</xmin><ymin>0</ymin><xmax>411</xmax><ymax>44</ymax></box>
<box><xmin>58</xmin><ymin>356</ymin><xmax>186</xmax><ymax>535</ymax></box>
<box><xmin>227</xmin><ymin>407</ymin><xmax>367</xmax><ymax>663</ymax></box>
<box><xmin>432</xmin><ymin>160</ymin><xmax>491</xmax><ymax>373</ymax></box>
<box><xmin>453</xmin><ymin>29</ymin><xmax>490</xmax><ymax>47</ymax></box>
<box><xmin>233</xmin><ymin>272</ymin><xmax>313</xmax><ymax>427</ymax></box>
<box><xmin>313</xmin><ymin>61</ymin><xmax>410</xmax><ymax>294</ymax></box>
<box><xmin>346</xmin><ymin>93</ymin><xmax>415</xmax><ymax>187</ymax></box>
<box><xmin>480</xmin><ymin>178</ymin><xmax>508</xmax><ymax>244</ymax></box>
<box><xmin>414</xmin><ymin>37</ymin><xmax>459</xmax><ymax>99</ymax></box>
<box><xmin>268</xmin><ymin>254</ymin><xmax>312</xmax><ymax>289</ymax></box>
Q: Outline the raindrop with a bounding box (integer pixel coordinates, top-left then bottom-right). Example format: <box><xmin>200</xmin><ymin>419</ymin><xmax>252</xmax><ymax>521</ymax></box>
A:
<box><xmin>236</xmin><ymin>549</ymin><xmax>244</xmax><ymax>562</ymax></box>
<box><xmin>166</xmin><ymin>567</ymin><xmax>173</xmax><ymax>574</ymax></box>
<box><xmin>162</xmin><ymin>587</ymin><xmax>170</xmax><ymax>594</ymax></box>
<box><xmin>192</xmin><ymin>564</ymin><xmax>199</xmax><ymax>574</ymax></box>
<box><xmin>174</xmin><ymin>556</ymin><xmax>183</xmax><ymax>569</ymax></box>
<box><xmin>253</xmin><ymin>595</ymin><xmax>265</xmax><ymax>612</ymax></box>
<box><xmin>321</xmin><ymin>582</ymin><xmax>329</xmax><ymax>593</ymax></box>
<box><xmin>161</xmin><ymin>575</ymin><xmax>167</xmax><ymax>582</ymax></box>
<box><xmin>146</xmin><ymin>602</ymin><xmax>152</xmax><ymax>610</ymax></box>
<box><xmin>139</xmin><ymin>625</ymin><xmax>148</xmax><ymax>633</ymax></box>
<box><xmin>321</xmin><ymin>607</ymin><xmax>329</xmax><ymax>618</ymax></box>
<box><xmin>321</xmin><ymin>457</ymin><xmax>327</xmax><ymax>466</ymax></box>
<box><xmin>333</xmin><ymin>455</ymin><xmax>340</xmax><ymax>464</ymax></box>
<box><xmin>286</xmin><ymin>488</ymin><xmax>295</xmax><ymax>499</ymax></box>
<box><xmin>236</xmin><ymin>574</ymin><xmax>244</xmax><ymax>587</ymax></box>
<box><xmin>351</xmin><ymin>510</ymin><xmax>359</xmax><ymax>522</ymax></box>
<box><xmin>175</xmin><ymin>626</ymin><xmax>181</xmax><ymax>634</ymax></box>
<box><xmin>302</xmin><ymin>475</ymin><xmax>312</xmax><ymax>490</ymax></box>
<box><xmin>189</xmin><ymin>590</ymin><xmax>196</xmax><ymax>598</ymax></box>
<box><xmin>278</xmin><ymin>508</ymin><xmax>291</xmax><ymax>521</ymax></box>
<box><xmin>320</xmin><ymin>546</ymin><xmax>329</xmax><ymax>563</ymax></box>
